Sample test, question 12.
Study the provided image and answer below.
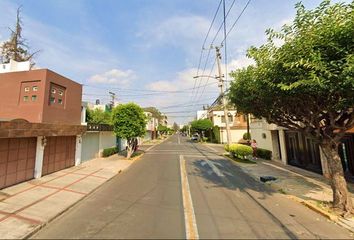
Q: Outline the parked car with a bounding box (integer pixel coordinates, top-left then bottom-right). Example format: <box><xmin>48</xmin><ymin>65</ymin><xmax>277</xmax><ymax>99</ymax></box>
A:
<box><xmin>191</xmin><ymin>134</ymin><xmax>200</xmax><ymax>141</ymax></box>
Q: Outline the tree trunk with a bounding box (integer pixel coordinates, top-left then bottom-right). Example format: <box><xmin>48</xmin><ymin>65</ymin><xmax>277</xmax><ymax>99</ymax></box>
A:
<box><xmin>126</xmin><ymin>138</ymin><xmax>136</xmax><ymax>159</ymax></box>
<box><xmin>321</xmin><ymin>140</ymin><xmax>353</xmax><ymax>216</ymax></box>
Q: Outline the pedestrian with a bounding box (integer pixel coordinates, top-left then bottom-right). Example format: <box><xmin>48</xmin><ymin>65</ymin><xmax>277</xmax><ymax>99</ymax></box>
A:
<box><xmin>251</xmin><ymin>139</ymin><xmax>257</xmax><ymax>160</ymax></box>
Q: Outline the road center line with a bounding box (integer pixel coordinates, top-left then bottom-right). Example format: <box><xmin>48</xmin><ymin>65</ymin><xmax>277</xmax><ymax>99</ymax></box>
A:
<box><xmin>178</xmin><ymin>135</ymin><xmax>181</xmax><ymax>144</ymax></box>
<box><xmin>179</xmin><ymin>155</ymin><xmax>199</xmax><ymax>240</ymax></box>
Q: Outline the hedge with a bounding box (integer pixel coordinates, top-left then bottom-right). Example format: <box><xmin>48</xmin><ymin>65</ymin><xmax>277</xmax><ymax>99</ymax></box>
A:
<box><xmin>256</xmin><ymin>148</ymin><xmax>272</xmax><ymax>160</ymax></box>
<box><xmin>228</xmin><ymin>144</ymin><xmax>253</xmax><ymax>159</ymax></box>
<box><xmin>224</xmin><ymin>144</ymin><xmax>230</xmax><ymax>152</ymax></box>
<box><xmin>102</xmin><ymin>147</ymin><xmax>118</xmax><ymax>157</ymax></box>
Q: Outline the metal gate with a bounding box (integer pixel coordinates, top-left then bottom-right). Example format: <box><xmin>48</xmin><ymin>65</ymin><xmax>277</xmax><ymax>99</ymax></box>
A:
<box><xmin>0</xmin><ymin>138</ymin><xmax>36</xmax><ymax>189</ymax></box>
<box><xmin>42</xmin><ymin>136</ymin><xmax>76</xmax><ymax>176</ymax></box>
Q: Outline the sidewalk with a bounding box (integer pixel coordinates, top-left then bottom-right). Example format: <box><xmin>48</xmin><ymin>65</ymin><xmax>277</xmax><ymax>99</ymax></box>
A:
<box><xmin>203</xmin><ymin>143</ymin><xmax>354</xmax><ymax>232</ymax></box>
<box><xmin>0</xmin><ymin>154</ymin><xmax>132</xmax><ymax>239</ymax></box>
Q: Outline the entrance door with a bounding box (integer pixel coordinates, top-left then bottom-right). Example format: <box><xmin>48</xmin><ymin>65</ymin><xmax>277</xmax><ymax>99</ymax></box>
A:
<box><xmin>0</xmin><ymin>138</ymin><xmax>36</xmax><ymax>189</ymax></box>
<box><xmin>42</xmin><ymin>136</ymin><xmax>76</xmax><ymax>176</ymax></box>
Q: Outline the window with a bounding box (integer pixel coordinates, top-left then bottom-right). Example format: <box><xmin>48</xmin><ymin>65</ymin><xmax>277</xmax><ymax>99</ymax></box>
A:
<box><xmin>228</xmin><ymin>116</ymin><xmax>233</xmax><ymax>123</ymax></box>
<box><xmin>58</xmin><ymin>91</ymin><xmax>63</xmax><ymax>96</ymax></box>
<box><xmin>23</xmin><ymin>96</ymin><xmax>29</xmax><ymax>102</ymax></box>
<box><xmin>32</xmin><ymin>86</ymin><xmax>38</xmax><ymax>91</ymax></box>
<box><xmin>221</xmin><ymin>116</ymin><xmax>226</xmax><ymax>123</ymax></box>
<box><xmin>32</xmin><ymin>95</ymin><xmax>37</xmax><ymax>101</ymax></box>
<box><xmin>51</xmin><ymin>88</ymin><xmax>56</xmax><ymax>94</ymax></box>
<box><xmin>50</xmin><ymin>97</ymin><xmax>55</xmax><ymax>104</ymax></box>
<box><xmin>24</xmin><ymin>87</ymin><xmax>30</xmax><ymax>92</ymax></box>
<box><xmin>58</xmin><ymin>99</ymin><xmax>63</xmax><ymax>104</ymax></box>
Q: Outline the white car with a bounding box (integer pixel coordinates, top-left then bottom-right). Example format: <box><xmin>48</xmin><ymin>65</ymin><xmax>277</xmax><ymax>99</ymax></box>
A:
<box><xmin>191</xmin><ymin>134</ymin><xmax>200</xmax><ymax>141</ymax></box>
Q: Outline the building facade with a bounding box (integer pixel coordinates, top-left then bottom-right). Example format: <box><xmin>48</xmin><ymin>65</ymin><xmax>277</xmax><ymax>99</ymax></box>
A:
<box><xmin>0</xmin><ymin>67</ymin><xmax>85</xmax><ymax>189</ymax></box>
<box><xmin>250</xmin><ymin>117</ymin><xmax>354</xmax><ymax>180</ymax></box>
<box><xmin>198</xmin><ymin>109</ymin><xmax>247</xmax><ymax>144</ymax></box>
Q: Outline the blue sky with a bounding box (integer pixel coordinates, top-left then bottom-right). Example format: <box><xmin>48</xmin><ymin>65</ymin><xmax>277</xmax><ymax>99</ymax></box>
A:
<box><xmin>0</xmin><ymin>0</ymin><xmax>345</xmax><ymax>124</ymax></box>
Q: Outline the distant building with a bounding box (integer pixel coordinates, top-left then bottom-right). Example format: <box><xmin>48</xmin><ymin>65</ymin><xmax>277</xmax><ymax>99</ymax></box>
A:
<box><xmin>0</xmin><ymin>59</ymin><xmax>30</xmax><ymax>73</ymax></box>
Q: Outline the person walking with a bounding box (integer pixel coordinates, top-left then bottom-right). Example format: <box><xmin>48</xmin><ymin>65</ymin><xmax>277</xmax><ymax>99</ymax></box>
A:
<box><xmin>251</xmin><ymin>139</ymin><xmax>258</xmax><ymax>160</ymax></box>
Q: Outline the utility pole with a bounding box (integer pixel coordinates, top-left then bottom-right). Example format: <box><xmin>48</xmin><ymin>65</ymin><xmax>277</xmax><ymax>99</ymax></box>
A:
<box><xmin>109</xmin><ymin>92</ymin><xmax>116</xmax><ymax>109</ymax></box>
<box><xmin>215</xmin><ymin>46</ymin><xmax>231</xmax><ymax>146</ymax></box>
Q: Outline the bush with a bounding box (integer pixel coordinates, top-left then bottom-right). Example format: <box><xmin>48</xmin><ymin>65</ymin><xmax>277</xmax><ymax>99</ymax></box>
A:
<box><xmin>228</xmin><ymin>144</ymin><xmax>253</xmax><ymax>159</ymax></box>
<box><xmin>224</xmin><ymin>144</ymin><xmax>229</xmax><ymax>152</ymax></box>
<box><xmin>102</xmin><ymin>147</ymin><xmax>118</xmax><ymax>157</ymax></box>
<box><xmin>256</xmin><ymin>148</ymin><xmax>272</xmax><ymax>160</ymax></box>
<box><xmin>243</xmin><ymin>132</ymin><xmax>251</xmax><ymax>140</ymax></box>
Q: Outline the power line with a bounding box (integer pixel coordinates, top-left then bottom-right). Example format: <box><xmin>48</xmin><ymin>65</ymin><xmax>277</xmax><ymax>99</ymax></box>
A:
<box><xmin>221</xmin><ymin>0</ymin><xmax>252</xmax><ymax>45</ymax></box>
<box><xmin>192</xmin><ymin>0</ymin><xmax>223</xmax><ymax>102</ymax></box>
<box><xmin>83</xmin><ymin>82</ymin><xmax>218</xmax><ymax>94</ymax></box>
<box><xmin>191</xmin><ymin>0</ymin><xmax>237</xmax><ymax>106</ymax></box>
<box><xmin>210</xmin><ymin>0</ymin><xmax>236</xmax><ymax>45</ymax></box>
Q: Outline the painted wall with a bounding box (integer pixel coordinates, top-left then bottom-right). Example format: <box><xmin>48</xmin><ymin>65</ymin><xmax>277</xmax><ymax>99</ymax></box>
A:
<box><xmin>220</xmin><ymin>128</ymin><xmax>247</xmax><ymax>144</ymax></box>
<box><xmin>81</xmin><ymin>132</ymin><xmax>100</xmax><ymax>162</ymax></box>
<box><xmin>81</xmin><ymin>131</ymin><xmax>117</xmax><ymax>162</ymax></box>
<box><xmin>98</xmin><ymin>131</ymin><xmax>116</xmax><ymax>155</ymax></box>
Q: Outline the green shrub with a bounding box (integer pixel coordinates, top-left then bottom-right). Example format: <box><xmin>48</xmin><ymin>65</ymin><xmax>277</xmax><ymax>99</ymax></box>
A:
<box><xmin>224</xmin><ymin>144</ymin><xmax>230</xmax><ymax>152</ymax></box>
<box><xmin>229</xmin><ymin>144</ymin><xmax>253</xmax><ymax>159</ymax></box>
<box><xmin>243</xmin><ymin>132</ymin><xmax>251</xmax><ymax>140</ymax></box>
<box><xmin>256</xmin><ymin>148</ymin><xmax>272</xmax><ymax>160</ymax></box>
<box><xmin>102</xmin><ymin>147</ymin><xmax>118</xmax><ymax>157</ymax></box>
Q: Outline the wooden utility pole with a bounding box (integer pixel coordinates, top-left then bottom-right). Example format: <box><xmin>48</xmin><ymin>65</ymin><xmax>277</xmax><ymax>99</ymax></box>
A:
<box><xmin>215</xmin><ymin>46</ymin><xmax>231</xmax><ymax>145</ymax></box>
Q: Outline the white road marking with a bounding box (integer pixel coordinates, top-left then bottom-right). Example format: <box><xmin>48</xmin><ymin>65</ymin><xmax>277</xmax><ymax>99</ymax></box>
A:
<box><xmin>178</xmin><ymin>135</ymin><xmax>181</xmax><ymax>144</ymax></box>
<box><xmin>204</xmin><ymin>159</ymin><xmax>225</xmax><ymax>178</ymax></box>
<box><xmin>179</xmin><ymin>155</ymin><xmax>199</xmax><ymax>240</ymax></box>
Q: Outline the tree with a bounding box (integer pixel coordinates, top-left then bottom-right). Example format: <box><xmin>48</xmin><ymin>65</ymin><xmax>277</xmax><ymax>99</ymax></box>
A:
<box><xmin>0</xmin><ymin>7</ymin><xmax>38</xmax><ymax>67</ymax></box>
<box><xmin>86</xmin><ymin>108</ymin><xmax>112</xmax><ymax>125</ymax></box>
<box><xmin>172</xmin><ymin>122</ymin><xmax>180</xmax><ymax>132</ymax></box>
<box><xmin>112</xmin><ymin>103</ymin><xmax>147</xmax><ymax>159</ymax></box>
<box><xmin>228</xmin><ymin>0</ymin><xmax>354</xmax><ymax>215</ymax></box>
<box><xmin>191</xmin><ymin>119</ymin><xmax>213</xmax><ymax>140</ymax></box>
<box><xmin>157</xmin><ymin>125</ymin><xmax>168</xmax><ymax>135</ymax></box>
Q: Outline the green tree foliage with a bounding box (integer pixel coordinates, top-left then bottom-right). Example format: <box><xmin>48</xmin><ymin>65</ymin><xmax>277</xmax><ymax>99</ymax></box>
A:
<box><xmin>112</xmin><ymin>103</ymin><xmax>146</xmax><ymax>158</ymax></box>
<box><xmin>191</xmin><ymin>119</ymin><xmax>213</xmax><ymax>134</ymax></box>
<box><xmin>228</xmin><ymin>0</ymin><xmax>354</xmax><ymax>214</ymax></box>
<box><xmin>86</xmin><ymin>108</ymin><xmax>112</xmax><ymax>125</ymax></box>
<box><xmin>0</xmin><ymin>7</ymin><xmax>38</xmax><ymax>67</ymax></box>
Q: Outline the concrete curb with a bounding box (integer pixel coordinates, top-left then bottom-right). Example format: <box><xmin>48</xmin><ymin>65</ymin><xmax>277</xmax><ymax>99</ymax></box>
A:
<box><xmin>213</xmin><ymin>149</ymin><xmax>354</xmax><ymax>233</ymax></box>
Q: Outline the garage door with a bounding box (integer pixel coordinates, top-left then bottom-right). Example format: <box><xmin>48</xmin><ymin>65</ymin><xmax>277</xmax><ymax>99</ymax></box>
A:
<box><xmin>0</xmin><ymin>138</ymin><xmax>36</xmax><ymax>189</ymax></box>
<box><xmin>42</xmin><ymin>136</ymin><xmax>76</xmax><ymax>176</ymax></box>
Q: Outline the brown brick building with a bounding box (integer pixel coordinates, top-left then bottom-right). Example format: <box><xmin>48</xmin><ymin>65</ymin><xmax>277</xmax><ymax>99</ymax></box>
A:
<box><xmin>0</xmin><ymin>67</ymin><xmax>85</xmax><ymax>189</ymax></box>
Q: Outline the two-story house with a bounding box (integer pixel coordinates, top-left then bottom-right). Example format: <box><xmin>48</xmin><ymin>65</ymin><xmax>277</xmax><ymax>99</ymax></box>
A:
<box><xmin>0</xmin><ymin>61</ymin><xmax>85</xmax><ymax>189</ymax></box>
<box><xmin>197</xmin><ymin>109</ymin><xmax>247</xmax><ymax>143</ymax></box>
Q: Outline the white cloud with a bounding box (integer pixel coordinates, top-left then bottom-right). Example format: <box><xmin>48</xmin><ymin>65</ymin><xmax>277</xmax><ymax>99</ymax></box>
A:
<box><xmin>89</xmin><ymin>69</ymin><xmax>136</xmax><ymax>86</ymax></box>
<box><xmin>227</xmin><ymin>56</ymin><xmax>255</xmax><ymax>71</ymax></box>
<box><xmin>0</xmin><ymin>1</ymin><xmax>121</xmax><ymax>83</ymax></box>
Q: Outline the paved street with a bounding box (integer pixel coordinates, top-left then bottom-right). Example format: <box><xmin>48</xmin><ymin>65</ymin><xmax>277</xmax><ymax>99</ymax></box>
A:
<box><xmin>32</xmin><ymin>135</ymin><xmax>352</xmax><ymax>239</ymax></box>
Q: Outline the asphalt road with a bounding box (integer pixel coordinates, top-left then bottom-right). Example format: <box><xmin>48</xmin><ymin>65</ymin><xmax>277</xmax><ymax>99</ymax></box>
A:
<box><xmin>32</xmin><ymin>134</ymin><xmax>353</xmax><ymax>239</ymax></box>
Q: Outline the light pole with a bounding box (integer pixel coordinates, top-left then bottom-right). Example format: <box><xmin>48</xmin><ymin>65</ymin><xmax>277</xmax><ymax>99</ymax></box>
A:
<box><xmin>193</xmin><ymin>60</ymin><xmax>232</xmax><ymax>146</ymax></box>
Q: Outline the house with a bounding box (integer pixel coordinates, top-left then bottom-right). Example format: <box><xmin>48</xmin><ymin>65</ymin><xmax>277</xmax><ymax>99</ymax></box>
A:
<box><xmin>197</xmin><ymin>109</ymin><xmax>247</xmax><ymax>144</ymax></box>
<box><xmin>250</xmin><ymin>117</ymin><xmax>354</xmax><ymax>180</ymax></box>
<box><xmin>0</xmin><ymin>62</ymin><xmax>85</xmax><ymax>189</ymax></box>
<box><xmin>144</xmin><ymin>112</ymin><xmax>158</xmax><ymax>141</ymax></box>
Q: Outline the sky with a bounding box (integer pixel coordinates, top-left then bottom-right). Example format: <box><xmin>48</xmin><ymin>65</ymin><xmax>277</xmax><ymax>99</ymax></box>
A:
<box><xmin>0</xmin><ymin>0</ymin><xmax>345</xmax><ymax>125</ymax></box>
